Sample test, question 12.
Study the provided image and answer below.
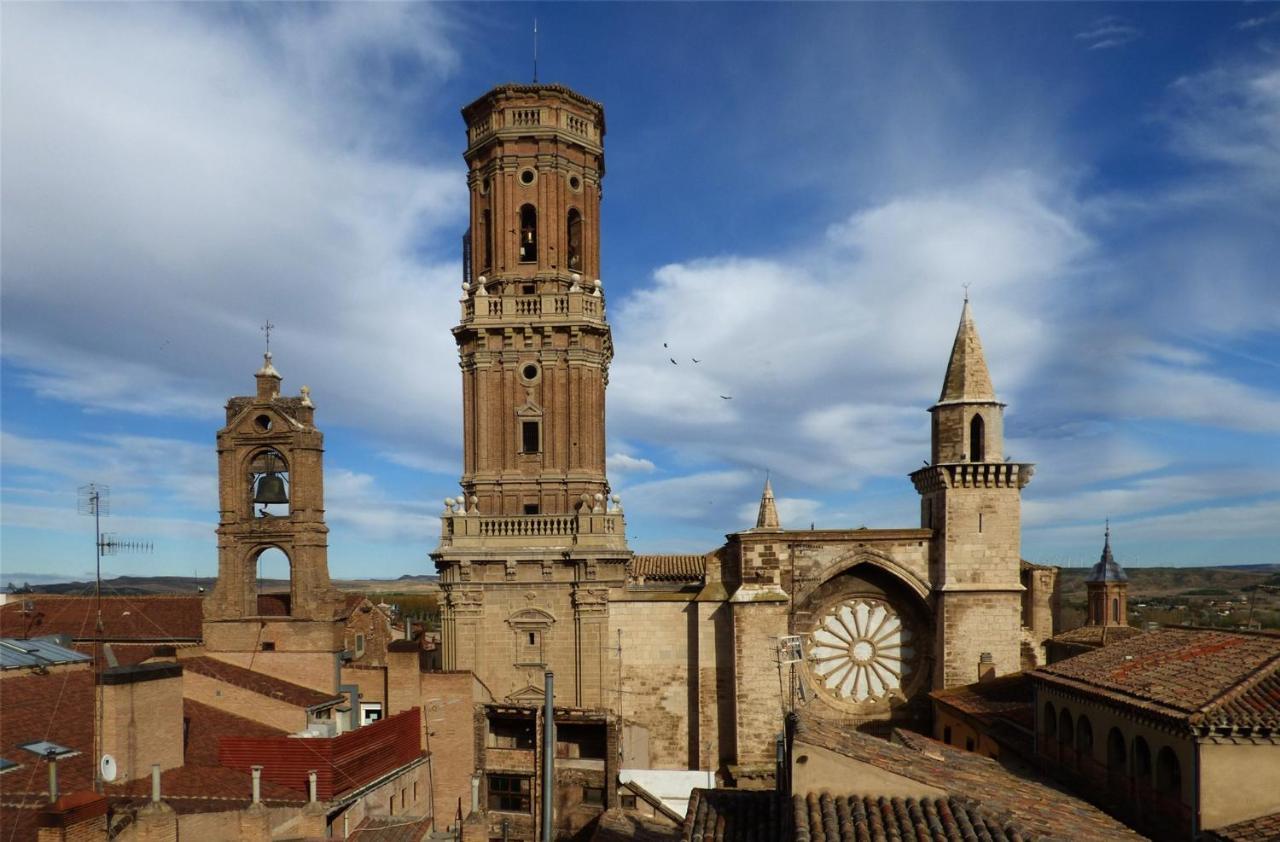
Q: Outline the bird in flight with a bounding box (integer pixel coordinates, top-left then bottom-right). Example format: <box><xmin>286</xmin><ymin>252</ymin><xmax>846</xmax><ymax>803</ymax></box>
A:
<box><xmin>663</xmin><ymin>342</ymin><xmax>668</xmax><ymax>348</ymax></box>
<box><xmin>719</xmin><ymin>395</ymin><xmax>733</xmax><ymax>400</ymax></box>
<box><xmin>691</xmin><ymin>358</ymin><xmax>700</xmax><ymax>363</ymax></box>
<box><xmin>670</xmin><ymin>358</ymin><xmax>678</xmax><ymax>365</ymax></box>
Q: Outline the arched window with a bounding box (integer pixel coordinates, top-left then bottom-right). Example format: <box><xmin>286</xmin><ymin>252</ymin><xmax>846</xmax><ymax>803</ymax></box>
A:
<box><xmin>255</xmin><ymin>546</ymin><xmax>291</xmax><ymax>618</ymax></box>
<box><xmin>519</xmin><ymin>204</ymin><xmax>537</xmax><ymax>263</ymax></box>
<box><xmin>249</xmin><ymin>447</ymin><xmax>289</xmax><ymax>518</ymax></box>
<box><xmin>1058</xmin><ymin>708</ymin><xmax>1074</xmax><ymax>746</ymax></box>
<box><xmin>482</xmin><ymin>208</ymin><xmax>493</xmax><ymax>270</ymax></box>
<box><xmin>1043</xmin><ymin>702</ymin><xmax>1057</xmax><ymax>740</ymax></box>
<box><xmin>1075</xmin><ymin>714</ymin><xmax>1094</xmax><ymax>760</ymax></box>
<box><xmin>566</xmin><ymin>209</ymin><xmax>582</xmax><ymax>271</ymax></box>
<box><xmin>1107</xmin><ymin>727</ymin><xmax>1127</xmax><ymax>775</ymax></box>
<box><xmin>1112</xmin><ymin>597</ymin><xmax>1119</xmax><ymax>624</ymax></box>
<box><xmin>1133</xmin><ymin>736</ymin><xmax>1152</xmax><ymax>783</ymax></box>
<box><xmin>969</xmin><ymin>414</ymin><xmax>985</xmax><ymax>462</ymax></box>
<box><xmin>1156</xmin><ymin>747</ymin><xmax>1181</xmax><ymax>798</ymax></box>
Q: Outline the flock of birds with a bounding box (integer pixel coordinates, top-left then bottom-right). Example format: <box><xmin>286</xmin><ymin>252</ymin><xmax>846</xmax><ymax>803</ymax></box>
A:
<box><xmin>663</xmin><ymin>341</ymin><xmax>732</xmax><ymax>400</ymax></box>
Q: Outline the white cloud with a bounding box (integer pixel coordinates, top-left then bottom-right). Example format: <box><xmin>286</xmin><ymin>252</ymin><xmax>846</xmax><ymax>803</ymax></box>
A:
<box><xmin>1075</xmin><ymin>17</ymin><xmax>1142</xmax><ymax>51</ymax></box>
<box><xmin>608</xmin><ymin>452</ymin><xmax>657</xmax><ymax>475</ymax></box>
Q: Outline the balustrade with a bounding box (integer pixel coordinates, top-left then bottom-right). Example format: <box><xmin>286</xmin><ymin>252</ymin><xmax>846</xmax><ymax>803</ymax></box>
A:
<box><xmin>511</xmin><ymin>108</ymin><xmax>541</xmax><ymax>127</ymax></box>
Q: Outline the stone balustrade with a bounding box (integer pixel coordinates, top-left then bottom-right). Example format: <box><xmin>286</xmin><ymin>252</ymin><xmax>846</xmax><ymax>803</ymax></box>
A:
<box><xmin>440</xmin><ymin>510</ymin><xmax>625</xmax><ymax>550</ymax></box>
<box><xmin>458</xmin><ymin>288</ymin><xmax>605</xmax><ymax>326</ymax></box>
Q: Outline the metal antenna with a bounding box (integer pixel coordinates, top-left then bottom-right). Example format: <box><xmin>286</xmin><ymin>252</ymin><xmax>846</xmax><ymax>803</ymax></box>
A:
<box><xmin>532</xmin><ymin>18</ymin><xmax>538</xmax><ymax>83</ymax></box>
<box><xmin>962</xmin><ymin>282</ymin><xmax>971</xmax><ymax>302</ymax></box>
<box><xmin>261</xmin><ymin>319</ymin><xmax>275</xmax><ymax>354</ymax></box>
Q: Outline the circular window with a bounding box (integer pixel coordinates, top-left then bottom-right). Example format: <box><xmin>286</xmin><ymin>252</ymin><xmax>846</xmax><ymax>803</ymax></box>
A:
<box><xmin>807</xmin><ymin>597</ymin><xmax>915</xmax><ymax>705</ymax></box>
<box><xmin>520</xmin><ymin>169</ymin><xmax>536</xmax><ymax>186</ymax></box>
<box><xmin>568</xmin><ymin>174</ymin><xmax>582</xmax><ymax>192</ymax></box>
<box><xmin>521</xmin><ymin>363</ymin><xmax>540</xmax><ymax>382</ymax></box>
<box><xmin>254</xmin><ymin>415</ymin><xmax>272</xmax><ymax>432</ymax></box>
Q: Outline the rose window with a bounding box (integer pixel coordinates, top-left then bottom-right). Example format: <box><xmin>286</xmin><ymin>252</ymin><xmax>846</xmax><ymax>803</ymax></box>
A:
<box><xmin>808</xmin><ymin>598</ymin><xmax>913</xmax><ymax>704</ymax></box>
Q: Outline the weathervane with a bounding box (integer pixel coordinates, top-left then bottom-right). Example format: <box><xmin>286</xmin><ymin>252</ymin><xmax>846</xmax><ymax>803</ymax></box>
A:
<box><xmin>261</xmin><ymin>319</ymin><xmax>275</xmax><ymax>354</ymax></box>
<box><xmin>532</xmin><ymin>18</ymin><xmax>539</xmax><ymax>83</ymax></box>
<box><xmin>962</xmin><ymin>282</ymin><xmax>971</xmax><ymax>302</ymax></box>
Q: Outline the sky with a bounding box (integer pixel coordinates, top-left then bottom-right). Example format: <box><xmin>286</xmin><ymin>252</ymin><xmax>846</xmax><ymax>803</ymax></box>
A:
<box><xmin>2</xmin><ymin>3</ymin><xmax>1278</xmax><ymax>583</ymax></box>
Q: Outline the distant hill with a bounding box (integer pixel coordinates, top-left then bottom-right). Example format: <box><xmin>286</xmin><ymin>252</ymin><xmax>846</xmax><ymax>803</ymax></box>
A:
<box><xmin>1056</xmin><ymin>564</ymin><xmax>1280</xmax><ymax>598</ymax></box>
<box><xmin>6</xmin><ymin>572</ymin><xmax>438</xmax><ymax>596</ymax></box>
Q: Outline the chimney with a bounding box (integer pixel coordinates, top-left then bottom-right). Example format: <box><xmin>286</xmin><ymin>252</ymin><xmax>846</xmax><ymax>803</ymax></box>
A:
<box><xmin>978</xmin><ymin>652</ymin><xmax>996</xmax><ymax>683</ymax></box>
<box><xmin>308</xmin><ymin>770</ymin><xmax>318</xmax><ymax>803</ymax></box>
<box><xmin>47</xmin><ymin>753</ymin><xmax>59</xmax><ymax>802</ymax></box>
<box><xmin>251</xmin><ymin>766</ymin><xmax>262</xmax><ymax>804</ymax></box>
<box><xmin>151</xmin><ymin>764</ymin><xmax>161</xmax><ymax>803</ymax></box>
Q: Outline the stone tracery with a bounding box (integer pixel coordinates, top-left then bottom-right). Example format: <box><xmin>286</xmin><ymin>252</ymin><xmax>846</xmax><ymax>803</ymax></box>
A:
<box><xmin>808</xmin><ymin>597</ymin><xmax>914</xmax><ymax>704</ymax></box>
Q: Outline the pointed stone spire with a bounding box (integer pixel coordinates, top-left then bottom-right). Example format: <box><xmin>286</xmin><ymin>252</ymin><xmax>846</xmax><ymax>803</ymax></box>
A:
<box><xmin>1087</xmin><ymin>520</ymin><xmax>1127</xmax><ymax>583</ymax></box>
<box><xmin>755</xmin><ymin>475</ymin><xmax>780</xmax><ymax>530</ymax></box>
<box><xmin>938</xmin><ymin>296</ymin><xmax>996</xmax><ymax>404</ymax></box>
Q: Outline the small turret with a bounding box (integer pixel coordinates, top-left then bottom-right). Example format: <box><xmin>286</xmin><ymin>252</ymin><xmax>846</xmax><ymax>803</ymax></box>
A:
<box><xmin>1086</xmin><ymin>523</ymin><xmax>1128</xmax><ymax>627</ymax></box>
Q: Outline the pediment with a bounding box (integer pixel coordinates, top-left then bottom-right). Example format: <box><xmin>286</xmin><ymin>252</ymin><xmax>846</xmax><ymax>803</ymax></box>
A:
<box><xmin>507</xmin><ymin>684</ymin><xmax>545</xmax><ymax>702</ymax></box>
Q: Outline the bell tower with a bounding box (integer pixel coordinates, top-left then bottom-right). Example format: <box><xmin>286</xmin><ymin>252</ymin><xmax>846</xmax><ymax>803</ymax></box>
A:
<box><xmin>456</xmin><ymin>83</ymin><xmax>609</xmax><ymax>516</ymax></box>
<box><xmin>435</xmin><ymin>84</ymin><xmax>628</xmax><ymax>709</ymax></box>
<box><xmin>911</xmin><ymin>298</ymin><xmax>1034</xmax><ymax>687</ymax></box>
<box><xmin>204</xmin><ymin>351</ymin><xmax>344</xmax><ymax>653</ymax></box>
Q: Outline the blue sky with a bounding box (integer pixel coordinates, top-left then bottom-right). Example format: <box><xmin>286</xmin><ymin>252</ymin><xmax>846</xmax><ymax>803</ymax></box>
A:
<box><xmin>2</xmin><ymin>3</ymin><xmax>1278</xmax><ymax>582</ymax></box>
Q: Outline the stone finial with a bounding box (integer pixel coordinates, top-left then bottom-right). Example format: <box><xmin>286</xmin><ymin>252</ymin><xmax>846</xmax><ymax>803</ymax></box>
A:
<box><xmin>468</xmin><ymin>495</ymin><xmax>479</xmax><ymax>515</ymax></box>
<box><xmin>755</xmin><ymin>475</ymin><xmax>781</xmax><ymax>530</ymax></box>
<box><xmin>444</xmin><ymin>497</ymin><xmax>455</xmax><ymax>514</ymax></box>
<box><xmin>937</xmin><ymin>297</ymin><xmax>996</xmax><ymax>404</ymax></box>
<box><xmin>609</xmin><ymin>494</ymin><xmax>622</xmax><ymax>514</ymax></box>
<box><xmin>299</xmin><ymin>385</ymin><xmax>313</xmax><ymax>408</ymax></box>
<box><xmin>592</xmin><ymin>492</ymin><xmax>605</xmax><ymax>514</ymax></box>
<box><xmin>256</xmin><ymin>352</ymin><xmax>280</xmax><ymax>379</ymax></box>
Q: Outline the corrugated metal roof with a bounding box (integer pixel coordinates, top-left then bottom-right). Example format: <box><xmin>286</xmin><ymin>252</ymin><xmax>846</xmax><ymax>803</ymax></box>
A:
<box><xmin>0</xmin><ymin>636</ymin><xmax>92</xmax><ymax>670</ymax></box>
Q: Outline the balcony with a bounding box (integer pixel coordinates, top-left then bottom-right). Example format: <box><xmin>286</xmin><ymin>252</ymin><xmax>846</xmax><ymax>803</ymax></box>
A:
<box><xmin>440</xmin><ymin>511</ymin><xmax>626</xmax><ymax>551</ymax></box>
<box><xmin>458</xmin><ymin>288</ymin><xmax>604</xmax><ymax>327</ymax></box>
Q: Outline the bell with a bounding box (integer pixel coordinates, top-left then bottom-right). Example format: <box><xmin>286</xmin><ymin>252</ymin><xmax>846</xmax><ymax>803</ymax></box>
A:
<box><xmin>254</xmin><ymin>473</ymin><xmax>288</xmax><ymax>504</ymax></box>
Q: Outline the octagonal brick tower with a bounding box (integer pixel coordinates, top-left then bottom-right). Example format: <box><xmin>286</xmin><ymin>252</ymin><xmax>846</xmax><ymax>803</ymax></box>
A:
<box><xmin>435</xmin><ymin>84</ymin><xmax>628</xmax><ymax>708</ymax></box>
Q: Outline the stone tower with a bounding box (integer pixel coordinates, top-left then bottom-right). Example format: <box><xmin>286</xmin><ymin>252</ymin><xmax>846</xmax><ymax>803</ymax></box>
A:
<box><xmin>1085</xmin><ymin>524</ymin><xmax>1128</xmax><ymax>627</ymax></box>
<box><xmin>434</xmin><ymin>84</ymin><xmax>629</xmax><ymax>707</ymax></box>
<box><xmin>911</xmin><ymin>299</ymin><xmax>1034</xmax><ymax>687</ymax></box>
<box><xmin>204</xmin><ymin>352</ymin><xmax>344</xmax><ymax>653</ymax></box>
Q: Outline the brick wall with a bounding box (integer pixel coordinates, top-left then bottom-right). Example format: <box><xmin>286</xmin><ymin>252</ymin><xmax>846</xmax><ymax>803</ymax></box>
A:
<box><xmin>99</xmin><ymin>669</ymin><xmax>184</xmax><ymax>783</ymax></box>
<box><xmin>422</xmin><ymin>672</ymin><xmax>482</xmax><ymax>829</ymax></box>
<box><xmin>181</xmin><ymin>669</ymin><xmax>309</xmax><ymax>733</ymax></box>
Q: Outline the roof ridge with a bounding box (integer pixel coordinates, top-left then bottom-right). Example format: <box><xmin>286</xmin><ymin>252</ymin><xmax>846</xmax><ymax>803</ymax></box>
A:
<box><xmin>1192</xmin><ymin>650</ymin><xmax>1280</xmax><ymax>722</ymax></box>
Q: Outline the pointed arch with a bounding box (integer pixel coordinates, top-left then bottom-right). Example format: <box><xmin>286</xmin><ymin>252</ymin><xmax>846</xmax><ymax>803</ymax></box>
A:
<box><xmin>566</xmin><ymin>208</ymin><xmax>583</xmax><ymax>271</ymax></box>
<box><xmin>519</xmin><ymin>204</ymin><xmax>537</xmax><ymax>263</ymax></box>
<box><xmin>969</xmin><ymin>413</ymin><xmax>985</xmax><ymax>462</ymax></box>
<box><xmin>819</xmin><ymin>549</ymin><xmax>932</xmax><ymax>603</ymax></box>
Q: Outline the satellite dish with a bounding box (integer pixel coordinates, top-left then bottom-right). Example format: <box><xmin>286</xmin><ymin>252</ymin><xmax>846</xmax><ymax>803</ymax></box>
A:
<box><xmin>99</xmin><ymin>754</ymin><xmax>118</xmax><ymax>783</ymax></box>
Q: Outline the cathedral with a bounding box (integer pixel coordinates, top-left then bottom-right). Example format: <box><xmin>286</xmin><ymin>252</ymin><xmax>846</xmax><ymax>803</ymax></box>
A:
<box><xmin>432</xmin><ymin>82</ymin><xmax>1057</xmax><ymax>782</ymax></box>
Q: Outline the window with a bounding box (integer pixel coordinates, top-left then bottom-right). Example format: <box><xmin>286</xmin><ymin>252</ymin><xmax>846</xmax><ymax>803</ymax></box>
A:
<box><xmin>1043</xmin><ymin>702</ymin><xmax>1057</xmax><ymax>740</ymax></box>
<box><xmin>355</xmin><ymin>633</ymin><xmax>365</xmax><ymax>658</ymax></box>
<box><xmin>523</xmin><ymin>503</ymin><xmax>540</xmax><ymax>515</ymax></box>
<box><xmin>566</xmin><ymin>209</ymin><xmax>583</xmax><ymax>271</ymax></box>
<box><xmin>488</xmin><ymin>775</ymin><xmax>532</xmax><ymax>813</ymax></box>
<box><xmin>1076</xmin><ymin>715</ymin><xmax>1094</xmax><ymax>760</ymax></box>
<box><xmin>943</xmin><ymin>726</ymin><xmax>952</xmax><ymax>745</ymax></box>
<box><xmin>519</xmin><ymin>204</ymin><xmax>537</xmax><ymax>263</ymax></box>
<box><xmin>488</xmin><ymin>717</ymin><xmax>536</xmax><ymax>749</ymax></box>
<box><xmin>978</xmin><ymin>512</ymin><xmax>984</xmax><ymax>533</ymax></box>
<box><xmin>620</xmin><ymin>793</ymin><xmax>636</xmax><ymax>810</ymax></box>
<box><xmin>965</xmin><ymin>737</ymin><xmax>975</xmax><ymax>752</ymax></box>
<box><xmin>582</xmin><ymin>787</ymin><xmax>604</xmax><ymax>806</ymax></box>
<box><xmin>261</xmin><ymin>641</ymin><xmax>275</xmax><ymax>652</ymax></box>
<box><xmin>521</xmin><ymin>420</ymin><xmax>540</xmax><ymax>454</ymax></box>
<box><xmin>1112</xmin><ymin>598</ymin><xmax>1119</xmax><ymax>623</ymax></box>
<box><xmin>482</xmin><ymin>209</ymin><xmax>493</xmax><ymax>270</ymax></box>
<box><xmin>970</xmin><ymin>414</ymin><xmax>985</xmax><ymax>462</ymax></box>
<box><xmin>1107</xmin><ymin>727</ymin><xmax>1127</xmax><ymax>775</ymax></box>
<box><xmin>1156</xmin><ymin>747</ymin><xmax>1181</xmax><ymax>798</ymax></box>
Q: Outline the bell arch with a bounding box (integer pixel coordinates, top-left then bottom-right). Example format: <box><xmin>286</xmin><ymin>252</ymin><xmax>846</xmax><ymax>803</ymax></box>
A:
<box><xmin>245</xmin><ymin>447</ymin><xmax>291</xmax><ymax>517</ymax></box>
<box><xmin>254</xmin><ymin>545</ymin><xmax>292</xmax><ymax>616</ymax></box>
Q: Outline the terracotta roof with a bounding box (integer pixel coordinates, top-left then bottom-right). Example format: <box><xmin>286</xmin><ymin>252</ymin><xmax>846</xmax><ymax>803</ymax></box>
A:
<box><xmin>794</xmin><ymin>793</ymin><xmax>1040</xmax><ymax>842</ymax></box>
<box><xmin>348</xmin><ymin>814</ymin><xmax>437</xmax><ymax>841</ymax></box>
<box><xmin>1048</xmin><ymin>624</ymin><xmax>1144</xmax><ymax>648</ymax></box>
<box><xmin>0</xmin><ymin>669</ymin><xmax>97</xmax><ymax>798</ymax></box>
<box><xmin>792</xmin><ymin>718</ymin><xmax>1144</xmax><ymax>841</ymax></box>
<box><xmin>181</xmin><ymin>699</ymin><xmax>288</xmax><ymax>765</ymax></box>
<box><xmin>684</xmin><ymin>789</ymin><xmax>783</xmax><ymax>841</ymax></box>
<box><xmin>1204</xmin><ymin>811</ymin><xmax>1280</xmax><ymax>842</ymax></box>
<box><xmin>593</xmin><ymin>809</ymin><xmax>681</xmax><ymax>842</ymax></box>
<box><xmin>0</xmin><ymin>595</ymin><xmax>203</xmax><ymax>642</ymax></box>
<box><xmin>1032</xmin><ymin>628</ymin><xmax>1280</xmax><ymax>731</ymax></box>
<box><xmin>107</xmin><ymin>764</ymin><xmax>306</xmax><ymax>812</ymax></box>
<box><xmin>181</xmin><ymin>656</ymin><xmax>343</xmax><ymax>709</ymax></box>
<box><xmin>630</xmin><ymin>555</ymin><xmax>706</xmax><ymax>582</ymax></box>
<box><xmin>930</xmin><ymin>673</ymin><xmax>1035</xmax><ymax>757</ymax></box>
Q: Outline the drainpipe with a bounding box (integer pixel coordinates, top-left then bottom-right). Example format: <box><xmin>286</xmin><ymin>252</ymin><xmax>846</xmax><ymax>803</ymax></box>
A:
<box><xmin>542</xmin><ymin>671</ymin><xmax>554</xmax><ymax>842</ymax></box>
<box><xmin>251</xmin><ymin>765</ymin><xmax>262</xmax><ymax>804</ymax></box>
<box><xmin>151</xmin><ymin>764</ymin><xmax>161</xmax><ymax>803</ymax></box>
<box><xmin>47</xmin><ymin>752</ymin><xmax>59</xmax><ymax>802</ymax></box>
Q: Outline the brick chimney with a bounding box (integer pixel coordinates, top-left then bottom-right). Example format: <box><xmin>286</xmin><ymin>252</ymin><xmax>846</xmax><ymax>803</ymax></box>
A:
<box><xmin>98</xmin><ymin>662</ymin><xmax>184</xmax><ymax>782</ymax></box>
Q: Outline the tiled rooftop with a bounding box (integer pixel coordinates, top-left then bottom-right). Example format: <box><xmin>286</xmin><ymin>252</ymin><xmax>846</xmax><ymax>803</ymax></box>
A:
<box><xmin>0</xmin><ymin>595</ymin><xmax>203</xmax><ymax>641</ymax></box>
<box><xmin>630</xmin><ymin>555</ymin><xmax>706</xmax><ymax>582</ymax></box>
<box><xmin>684</xmin><ymin>789</ymin><xmax>783</xmax><ymax>841</ymax></box>
<box><xmin>1032</xmin><ymin>627</ymin><xmax>1280</xmax><ymax>730</ymax></box>
<box><xmin>930</xmin><ymin>673</ymin><xmax>1035</xmax><ymax>757</ymax></box>
<box><xmin>1204</xmin><ymin>810</ymin><xmax>1280</xmax><ymax>842</ymax></box>
<box><xmin>348</xmin><ymin>814</ymin><xmax>437</xmax><ymax>841</ymax></box>
<box><xmin>1049</xmin><ymin>624</ymin><xmax>1144</xmax><ymax>647</ymax></box>
<box><xmin>592</xmin><ymin>808</ymin><xmax>681</xmax><ymax>842</ymax></box>
<box><xmin>793</xmin><ymin>793</ymin><xmax>1037</xmax><ymax>842</ymax></box>
<box><xmin>181</xmin><ymin>656</ymin><xmax>343</xmax><ymax>709</ymax></box>
<box><xmin>793</xmin><ymin>718</ymin><xmax>1145</xmax><ymax>841</ymax></box>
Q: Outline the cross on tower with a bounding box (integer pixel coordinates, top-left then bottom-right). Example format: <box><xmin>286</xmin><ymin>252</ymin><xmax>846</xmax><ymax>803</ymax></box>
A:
<box><xmin>261</xmin><ymin>320</ymin><xmax>275</xmax><ymax>353</ymax></box>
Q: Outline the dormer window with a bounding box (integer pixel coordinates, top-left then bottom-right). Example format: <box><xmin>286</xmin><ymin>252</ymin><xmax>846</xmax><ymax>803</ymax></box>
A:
<box><xmin>519</xmin><ymin>204</ymin><xmax>537</xmax><ymax>263</ymax></box>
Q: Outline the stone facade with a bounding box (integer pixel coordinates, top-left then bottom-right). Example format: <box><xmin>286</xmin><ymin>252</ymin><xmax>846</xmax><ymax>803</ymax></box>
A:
<box><xmin>433</xmin><ymin>83</ymin><xmax>1060</xmax><ymax>786</ymax></box>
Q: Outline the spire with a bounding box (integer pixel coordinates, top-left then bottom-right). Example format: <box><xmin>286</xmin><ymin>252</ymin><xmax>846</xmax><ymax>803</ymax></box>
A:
<box><xmin>938</xmin><ymin>297</ymin><xmax>996</xmax><ymax>404</ymax></box>
<box><xmin>755</xmin><ymin>475</ymin><xmax>780</xmax><ymax>530</ymax></box>
<box><xmin>1086</xmin><ymin>521</ymin><xmax>1127</xmax><ymax>583</ymax></box>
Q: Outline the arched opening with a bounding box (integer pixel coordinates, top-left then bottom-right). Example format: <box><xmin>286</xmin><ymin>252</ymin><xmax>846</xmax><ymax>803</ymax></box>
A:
<box><xmin>519</xmin><ymin>204</ymin><xmax>537</xmax><ymax>263</ymax></box>
<box><xmin>1107</xmin><ymin>727</ymin><xmax>1127</xmax><ymax>776</ymax></box>
<box><xmin>1112</xmin><ymin>597</ymin><xmax>1120</xmax><ymax>624</ymax></box>
<box><xmin>256</xmin><ymin>546</ymin><xmax>291</xmax><ymax>617</ymax></box>
<box><xmin>481</xmin><ymin>208</ymin><xmax>493</xmax><ymax>270</ymax></box>
<box><xmin>249</xmin><ymin>448</ymin><xmax>289</xmax><ymax>518</ymax></box>
<box><xmin>566</xmin><ymin>209</ymin><xmax>583</xmax><ymax>271</ymax></box>
<box><xmin>969</xmin><ymin>414</ymin><xmax>985</xmax><ymax>462</ymax></box>
<box><xmin>1076</xmin><ymin>714</ymin><xmax>1094</xmax><ymax>763</ymax></box>
<box><xmin>1043</xmin><ymin>702</ymin><xmax>1057</xmax><ymax>741</ymax></box>
<box><xmin>1133</xmin><ymin>736</ymin><xmax>1152</xmax><ymax>784</ymax></box>
<box><xmin>1156</xmin><ymin>747</ymin><xmax>1181</xmax><ymax>800</ymax></box>
<box><xmin>1058</xmin><ymin>708</ymin><xmax>1074</xmax><ymax>747</ymax></box>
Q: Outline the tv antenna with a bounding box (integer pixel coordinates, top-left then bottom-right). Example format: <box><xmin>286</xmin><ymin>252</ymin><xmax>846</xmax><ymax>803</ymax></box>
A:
<box><xmin>77</xmin><ymin>482</ymin><xmax>153</xmax><ymax>792</ymax></box>
<box><xmin>261</xmin><ymin>319</ymin><xmax>275</xmax><ymax>354</ymax></box>
<box><xmin>532</xmin><ymin>18</ymin><xmax>539</xmax><ymax>83</ymax></box>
